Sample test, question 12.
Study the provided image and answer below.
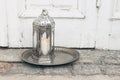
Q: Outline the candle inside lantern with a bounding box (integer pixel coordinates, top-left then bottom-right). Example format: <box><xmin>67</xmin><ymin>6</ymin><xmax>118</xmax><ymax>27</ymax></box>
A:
<box><xmin>41</xmin><ymin>32</ymin><xmax>50</xmax><ymax>55</ymax></box>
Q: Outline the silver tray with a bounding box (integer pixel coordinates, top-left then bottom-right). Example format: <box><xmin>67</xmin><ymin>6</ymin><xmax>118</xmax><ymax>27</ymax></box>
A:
<box><xmin>21</xmin><ymin>47</ymin><xmax>79</xmax><ymax>66</ymax></box>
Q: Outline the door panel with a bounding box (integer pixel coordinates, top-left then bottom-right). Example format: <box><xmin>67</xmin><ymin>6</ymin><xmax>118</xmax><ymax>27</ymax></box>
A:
<box><xmin>5</xmin><ymin>0</ymin><xmax>97</xmax><ymax>48</ymax></box>
<box><xmin>95</xmin><ymin>0</ymin><xmax>112</xmax><ymax>49</ymax></box>
<box><xmin>112</xmin><ymin>0</ymin><xmax>120</xmax><ymax>19</ymax></box>
<box><xmin>80</xmin><ymin>0</ymin><xmax>97</xmax><ymax>48</ymax></box>
<box><xmin>3</xmin><ymin>0</ymin><xmax>120</xmax><ymax>50</ymax></box>
<box><xmin>6</xmin><ymin>0</ymin><xmax>21</xmax><ymax>47</ymax></box>
<box><xmin>109</xmin><ymin>0</ymin><xmax>120</xmax><ymax>50</ymax></box>
<box><xmin>95</xmin><ymin>0</ymin><xmax>120</xmax><ymax>50</ymax></box>
<box><xmin>0</xmin><ymin>0</ymin><xmax>8</xmax><ymax>47</ymax></box>
<box><xmin>26</xmin><ymin>0</ymin><xmax>78</xmax><ymax>9</ymax></box>
<box><xmin>19</xmin><ymin>0</ymin><xmax>84</xmax><ymax>18</ymax></box>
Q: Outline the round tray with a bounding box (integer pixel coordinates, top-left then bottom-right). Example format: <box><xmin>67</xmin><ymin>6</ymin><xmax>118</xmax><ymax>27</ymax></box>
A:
<box><xmin>21</xmin><ymin>47</ymin><xmax>79</xmax><ymax>66</ymax></box>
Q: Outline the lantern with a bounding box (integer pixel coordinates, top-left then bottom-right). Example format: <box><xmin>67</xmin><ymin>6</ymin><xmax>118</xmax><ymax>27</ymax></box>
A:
<box><xmin>32</xmin><ymin>9</ymin><xmax>55</xmax><ymax>63</ymax></box>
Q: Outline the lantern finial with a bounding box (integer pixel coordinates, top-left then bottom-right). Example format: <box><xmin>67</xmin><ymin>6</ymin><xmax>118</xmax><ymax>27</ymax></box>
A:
<box><xmin>42</xmin><ymin>9</ymin><xmax>48</xmax><ymax>16</ymax></box>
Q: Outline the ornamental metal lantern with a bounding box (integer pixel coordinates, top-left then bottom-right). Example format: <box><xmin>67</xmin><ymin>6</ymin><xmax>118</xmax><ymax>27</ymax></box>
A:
<box><xmin>32</xmin><ymin>9</ymin><xmax>55</xmax><ymax>63</ymax></box>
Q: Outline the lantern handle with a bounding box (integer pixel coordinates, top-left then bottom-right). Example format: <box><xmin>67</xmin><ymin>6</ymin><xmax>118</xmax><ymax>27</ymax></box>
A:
<box><xmin>42</xmin><ymin>9</ymin><xmax>48</xmax><ymax>16</ymax></box>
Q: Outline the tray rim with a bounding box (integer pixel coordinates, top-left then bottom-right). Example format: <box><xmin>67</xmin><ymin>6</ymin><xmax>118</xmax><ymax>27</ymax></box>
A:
<box><xmin>21</xmin><ymin>46</ymin><xmax>79</xmax><ymax>66</ymax></box>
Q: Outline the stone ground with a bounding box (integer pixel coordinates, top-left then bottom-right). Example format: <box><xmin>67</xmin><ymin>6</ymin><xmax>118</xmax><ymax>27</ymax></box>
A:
<box><xmin>0</xmin><ymin>48</ymin><xmax>120</xmax><ymax>80</ymax></box>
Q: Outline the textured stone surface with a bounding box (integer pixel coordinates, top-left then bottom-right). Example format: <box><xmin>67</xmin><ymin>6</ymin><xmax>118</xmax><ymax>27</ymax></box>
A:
<box><xmin>100</xmin><ymin>64</ymin><xmax>120</xmax><ymax>75</ymax></box>
<box><xmin>77</xmin><ymin>50</ymin><xmax>108</xmax><ymax>64</ymax></box>
<box><xmin>73</xmin><ymin>63</ymin><xmax>101</xmax><ymax>75</ymax></box>
<box><xmin>43</xmin><ymin>65</ymin><xmax>72</xmax><ymax>75</ymax></box>
<box><xmin>0</xmin><ymin>48</ymin><xmax>120</xmax><ymax>65</ymax></box>
<box><xmin>102</xmin><ymin>51</ymin><xmax>120</xmax><ymax>64</ymax></box>
<box><xmin>0</xmin><ymin>62</ymin><xmax>13</xmax><ymax>73</ymax></box>
<box><xmin>0</xmin><ymin>48</ymin><xmax>120</xmax><ymax>77</ymax></box>
<box><xmin>0</xmin><ymin>49</ymin><xmax>28</xmax><ymax>62</ymax></box>
<box><xmin>77</xmin><ymin>50</ymin><xmax>120</xmax><ymax>65</ymax></box>
<box><xmin>0</xmin><ymin>75</ymin><xmax>120</xmax><ymax>80</ymax></box>
<box><xmin>4</xmin><ymin>63</ymin><xmax>72</xmax><ymax>75</ymax></box>
<box><xmin>7</xmin><ymin>63</ymin><xmax>44</xmax><ymax>75</ymax></box>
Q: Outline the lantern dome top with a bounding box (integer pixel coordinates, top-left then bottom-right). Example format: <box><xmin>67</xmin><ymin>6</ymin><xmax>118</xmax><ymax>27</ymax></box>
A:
<box><xmin>42</xmin><ymin>9</ymin><xmax>48</xmax><ymax>16</ymax></box>
<box><xmin>33</xmin><ymin>9</ymin><xmax>55</xmax><ymax>29</ymax></box>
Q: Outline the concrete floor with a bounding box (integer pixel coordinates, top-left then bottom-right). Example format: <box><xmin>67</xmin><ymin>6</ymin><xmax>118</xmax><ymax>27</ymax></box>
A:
<box><xmin>0</xmin><ymin>48</ymin><xmax>120</xmax><ymax>80</ymax></box>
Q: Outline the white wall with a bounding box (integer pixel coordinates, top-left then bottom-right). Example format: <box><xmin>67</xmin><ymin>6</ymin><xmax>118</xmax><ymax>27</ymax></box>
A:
<box><xmin>0</xmin><ymin>0</ymin><xmax>120</xmax><ymax>50</ymax></box>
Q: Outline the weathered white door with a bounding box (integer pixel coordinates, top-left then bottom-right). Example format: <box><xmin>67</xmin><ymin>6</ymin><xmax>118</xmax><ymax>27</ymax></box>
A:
<box><xmin>0</xmin><ymin>0</ymin><xmax>8</xmax><ymax>47</ymax></box>
<box><xmin>3</xmin><ymin>0</ymin><xmax>97</xmax><ymax>48</ymax></box>
<box><xmin>96</xmin><ymin>0</ymin><xmax>120</xmax><ymax>50</ymax></box>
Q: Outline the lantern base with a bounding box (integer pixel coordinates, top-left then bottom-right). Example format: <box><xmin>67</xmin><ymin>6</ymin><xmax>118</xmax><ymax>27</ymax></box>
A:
<box><xmin>38</xmin><ymin>55</ymin><xmax>52</xmax><ymax>64</ymax></box>
<box><xmin>21</xmin><ymin>47</ymin><xmax>79</xmax><ymax>66</ymax></box>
